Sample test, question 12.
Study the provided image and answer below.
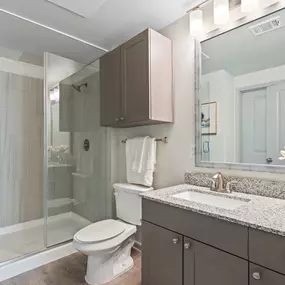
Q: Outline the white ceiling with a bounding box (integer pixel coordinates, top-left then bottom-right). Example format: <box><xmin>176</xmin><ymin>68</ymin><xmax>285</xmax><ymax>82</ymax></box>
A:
<box><xmin>0</xmin><ymin>10</ymin><xmax>106</xmax><ymax>64</ymax></box>
<box><xmin>0</xmin><ymin>0</ymin><xmax>191</xmax><ymax>63</ymax></box>
<box><xmin>46</xmin><ymin>0</ymin><xmax>108</xmax><ymax>18</ymax></box>
<box><xmin>202</xmin><ymin>8</ymin><xmax>285</xmax><ymax>76</ymax></box>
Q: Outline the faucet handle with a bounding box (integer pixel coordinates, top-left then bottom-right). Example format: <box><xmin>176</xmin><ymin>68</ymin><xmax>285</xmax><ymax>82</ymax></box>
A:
<box><xmin>212</xmin><ymin>172</ymin><xmax>221</xmax><ymax>179</ymax></box>
<box><xmin>210</xmin><ymin>179</ymin><xmax>216</xmax><ymax>190</ymax></box>
<box><xmin>226</xmin><ymin>181</ymin><xmax>238</xmax><ymax>193</ymax></box>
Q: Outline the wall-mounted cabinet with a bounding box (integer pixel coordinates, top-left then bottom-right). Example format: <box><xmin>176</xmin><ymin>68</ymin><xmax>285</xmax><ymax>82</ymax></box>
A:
<box><xmin>100</xmin><ymin>29</ymin><xmax>173</xmax><ymax>127</ymax></box>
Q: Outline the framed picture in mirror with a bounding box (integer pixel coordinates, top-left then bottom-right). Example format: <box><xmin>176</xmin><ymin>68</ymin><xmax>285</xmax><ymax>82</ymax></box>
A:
<box><xmin>201</xmin><ymin>101</ymin><xmax>217</xmax><ymax>135</ymax></box>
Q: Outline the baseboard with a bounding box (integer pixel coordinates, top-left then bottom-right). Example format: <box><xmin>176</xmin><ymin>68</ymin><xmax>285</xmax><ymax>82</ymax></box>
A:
<box><xmin>0</xmin><ymin>243</ymin><xmax>76</xmax><ymax>282</ymax></box>
<box><xmin>133</xmin><ymin>241</ymin><xmax>142</xmax><ymax>252</ymax></box>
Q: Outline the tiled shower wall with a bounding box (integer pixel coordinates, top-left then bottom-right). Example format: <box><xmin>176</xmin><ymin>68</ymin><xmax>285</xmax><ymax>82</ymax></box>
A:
<box><xmin>60</xmin><ymin>70</ymin><xmax>109</xmax><ymax>222</ymax></box>
<box><xmin>0</xmin><ymin>70</ymin><xmax>44</xmax><ymax>227</ymax></box>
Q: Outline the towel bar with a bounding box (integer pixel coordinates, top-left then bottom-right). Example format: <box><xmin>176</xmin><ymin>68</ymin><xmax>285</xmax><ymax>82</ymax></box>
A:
<box><xmin>121</xmin><ymin>137</ymin><xmax>168</xmax><ymax>144</ymax></box>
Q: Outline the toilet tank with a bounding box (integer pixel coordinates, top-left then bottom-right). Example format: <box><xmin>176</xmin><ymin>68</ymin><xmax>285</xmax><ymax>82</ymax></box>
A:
<box><xmin>113</xmin><ymin>183</ymin><xmax>153</xmax><ymax>226</ymax></box>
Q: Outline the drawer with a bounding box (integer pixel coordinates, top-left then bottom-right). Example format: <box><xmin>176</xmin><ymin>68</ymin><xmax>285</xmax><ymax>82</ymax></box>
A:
<box><xmin>249</xmin><ymin>228</ymin><xmax>285</xmax><ymax>275</ymax></box>
<box><xmin>250</xmin><ymin>263</ymin><xmax>285</xmax><ymax>285</ymax></box>
<box><xmin>142</xmin><ymin>199</ymin><xmax>248</xmax><ymax>259</ymax></box>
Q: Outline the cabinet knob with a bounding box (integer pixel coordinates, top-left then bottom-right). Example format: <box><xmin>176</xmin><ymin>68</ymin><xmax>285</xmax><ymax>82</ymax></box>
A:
<box><xmin>184</xmin><ymin>242</ymin><xmax>191</xmax><ymax>249</ymax></box>
<box><xmin>120</xmin><ymin>117</ymin><xmax>125</xmax><ymax>121</ymax></box>
<box><xmin>115</xmin><ymin>118</ymin><xmax>120</xmax><ymax>122</ymax></box>
<box><xmin>252</xmin><ymin>272</ymin><xmax>261</xmax><ymax>280</ymax></box>
<box><xmin>172</xmin><ymin>238</ymin><xmax>179</xmax><ymax>244</ymax></box>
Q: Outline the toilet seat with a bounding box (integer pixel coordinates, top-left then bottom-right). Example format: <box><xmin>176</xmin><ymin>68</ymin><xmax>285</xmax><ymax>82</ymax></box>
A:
<box><xmin>73</xmin><ymin>220</ymin><xmax>136</xmax><ymax>252</ymax></box>
<box><xmin>74</xmin><ymin>219</ymin><xmax>126</xmax><ymax>244</ymax></box>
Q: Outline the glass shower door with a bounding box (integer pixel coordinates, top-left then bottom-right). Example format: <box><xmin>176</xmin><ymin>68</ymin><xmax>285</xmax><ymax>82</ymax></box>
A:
<box><xmin>45</xmin><ymin>54</ymin><xmax>108</xmax><ymax>247</ymax></box>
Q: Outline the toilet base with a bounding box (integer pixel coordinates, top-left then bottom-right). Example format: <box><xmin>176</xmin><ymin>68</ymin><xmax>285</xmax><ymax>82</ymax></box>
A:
<box><xmin>85</xmin><ymin>239</ymin><xmax>135</xmax><ymax>285</ymax></box>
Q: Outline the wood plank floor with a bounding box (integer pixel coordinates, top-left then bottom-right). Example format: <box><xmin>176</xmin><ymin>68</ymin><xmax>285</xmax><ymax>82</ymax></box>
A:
<box><xmin>0</xmin><ymin>249</ymin><xmax>141</xmax><ymax>285</ymax></box>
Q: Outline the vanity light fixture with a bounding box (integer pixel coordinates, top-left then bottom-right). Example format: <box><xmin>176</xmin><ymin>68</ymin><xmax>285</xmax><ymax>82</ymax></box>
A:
<box><xmin>214</xmin><ymin>0</ymin><xmax>230</xmax><ymax>25</ymax></box>
<box><xmin>241</xmin><ymin>0</ymin><xmax>259</xmax><ymax>13</ymax></box>
<box><xmin>189</xmin><ymin>8</ymin><xmax>204</xmax><ymax>37</ymax></box>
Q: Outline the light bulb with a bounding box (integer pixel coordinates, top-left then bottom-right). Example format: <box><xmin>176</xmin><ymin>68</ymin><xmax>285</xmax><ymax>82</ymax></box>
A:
<box><xmin>214</xmin><ymin>0</ymin><xmax>229</xmax><ymax>25</ymax></box>
<box><xmin>189</xmin><ymin>9</ymin><xmax>203</xmax><ymax>37</ymax></box>
<box><xmin>50</xmin><ymin>87</ymin><xmax>59</xmax><ymax>102</ymax></box>
<box><xmin>241</xmin><ymin>0</ymin><xmax>259</xmax><ymax>12</ymax></box>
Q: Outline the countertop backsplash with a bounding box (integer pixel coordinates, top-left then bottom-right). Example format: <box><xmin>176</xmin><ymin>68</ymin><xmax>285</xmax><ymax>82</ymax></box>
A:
<box><xmin>185</xmin><ymin>172</ymin><xmax>285</xmax><ymax>200</ymax></box>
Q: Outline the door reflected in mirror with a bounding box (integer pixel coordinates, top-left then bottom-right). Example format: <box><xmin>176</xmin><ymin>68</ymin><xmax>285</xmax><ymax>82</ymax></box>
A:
<box><xmin>198</xmin><ymin>8</ymin><xmax>285</xmax><ymax>168</ymax></box>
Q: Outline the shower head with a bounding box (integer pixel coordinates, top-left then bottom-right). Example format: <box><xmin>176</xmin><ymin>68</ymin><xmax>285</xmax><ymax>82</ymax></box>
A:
<box><xmin>72</xmin><ymin>82</ymin><xmax>88</xmax><ymax>92</ymax></box>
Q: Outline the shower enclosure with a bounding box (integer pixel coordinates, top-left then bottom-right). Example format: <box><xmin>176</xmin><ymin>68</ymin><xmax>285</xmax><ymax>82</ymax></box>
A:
<box><xmin>0</xmin><ymin>51</ymin><xmax>109</xmax><ymax>266</ymax></box>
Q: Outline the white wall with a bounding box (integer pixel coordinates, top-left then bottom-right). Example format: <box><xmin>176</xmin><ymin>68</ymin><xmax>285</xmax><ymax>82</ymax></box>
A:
<box><xmin>234</xmin><ymin>64</ymin><xmax>285</xmax><ymax>163</ymax></box>
<box><xmin>45</xmin><ymin>53</ymin><xmax>84</xmax><ymax>90</ymax></box>
<box><xmin>109</xmin><ymin>15</ymin><xmax>195</xmax><ymax>189</ymax></box>
<box><xmin>108</xmin><ymin>13</ymin><xmax>285</xmax><ymax>196</ymax></box>
<box><xmin>0</xmin><ymin>57</ymin><xmax>43</xmax><ymax>79</ymax></box>
<box><xmin>202</xmin><ymin>70</ymin><xmax>235</xmax><ymax>163</ymax></box>
<box><xmin>234</xmin><ymin>64</ymin><xmax>285</xmax><ymax>89</ymax></box>
<box><xmin>201</xmin><ymin>64</ymin><xmax>285</xmax><ymax>164</ymax></box>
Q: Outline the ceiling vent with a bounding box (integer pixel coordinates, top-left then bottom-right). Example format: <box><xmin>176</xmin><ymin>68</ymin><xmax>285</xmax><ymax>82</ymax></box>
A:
<box><xmin>249</xmin><ymin>16</ymin><xmax>282</xmax><ymax>36</ymax></box>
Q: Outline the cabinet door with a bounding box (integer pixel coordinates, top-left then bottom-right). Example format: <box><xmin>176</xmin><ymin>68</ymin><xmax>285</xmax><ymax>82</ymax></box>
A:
<box><xmin>250</xmin><ymin>263</ymin><xmax>285</xmax><ymax>284</ymax></box>
<box><xmin>184</xmin><ymin>237</ymin><xmax>248</xmax><ymax>285</ymax></box>
<box><xmin>121</xmin><ymin>30</ymin><xmax>150</xmax><ymax>123</ymax></box>
<box><xmin>100</xmin><ymin>46</ymin><xmax>121</xmax><ymax>126</ymax></box>
<box><xmin>142</xmin><ymin>221</ymin><xmax>183</xmax><ymax>285</ymax></box>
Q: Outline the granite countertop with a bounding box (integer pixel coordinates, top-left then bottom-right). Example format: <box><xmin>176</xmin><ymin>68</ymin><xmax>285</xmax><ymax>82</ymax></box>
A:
<box><xmin>141</xmin><ymin>184</ymin><xmax>285</xmax><ymax>237</ymax></box>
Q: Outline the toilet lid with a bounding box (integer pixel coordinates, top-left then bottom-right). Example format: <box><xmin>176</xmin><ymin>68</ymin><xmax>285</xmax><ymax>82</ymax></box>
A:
<box><xmin>74</xmin><ymin>219</ymin><xmax>126</xmax><ymax>243</ymax></box>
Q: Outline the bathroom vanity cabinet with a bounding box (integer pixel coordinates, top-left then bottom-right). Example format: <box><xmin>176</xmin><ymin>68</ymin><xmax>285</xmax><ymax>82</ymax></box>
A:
<box><xmin>142</xmin><ymin>199</ymin><xmax>285</xmax><ymax>285</ymax></box>
<box><xmin>100</xmin><ymin>29</ymin><xmax>173</xmax><ymax>127</ymax></box>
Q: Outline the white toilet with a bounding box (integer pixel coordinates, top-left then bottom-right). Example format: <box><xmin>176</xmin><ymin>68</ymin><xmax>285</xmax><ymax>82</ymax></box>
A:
<box><xmin>73</xmin><ymin>183</ymin><xmax>152</xmax><ymax>285</ymax></box>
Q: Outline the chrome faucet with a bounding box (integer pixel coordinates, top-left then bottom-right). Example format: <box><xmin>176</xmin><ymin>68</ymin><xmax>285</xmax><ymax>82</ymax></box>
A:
<box><xmin>211</xmin><ymin>172</ymin><xmax>237</xmax><ymax>193</ymax></box>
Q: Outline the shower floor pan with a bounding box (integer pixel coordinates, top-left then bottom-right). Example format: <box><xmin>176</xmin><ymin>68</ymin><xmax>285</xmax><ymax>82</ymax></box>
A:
<box><xmin>0</xmin><ymin>212</ymin><xmax>90</xmax><ymax>263</ymax></box>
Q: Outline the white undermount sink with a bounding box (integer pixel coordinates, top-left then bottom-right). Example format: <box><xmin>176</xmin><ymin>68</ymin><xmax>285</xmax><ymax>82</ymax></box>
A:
<box><xmin>172</xmin><ymin>190</ymin><xmax>250</xmax><ymax>210</ymax></box>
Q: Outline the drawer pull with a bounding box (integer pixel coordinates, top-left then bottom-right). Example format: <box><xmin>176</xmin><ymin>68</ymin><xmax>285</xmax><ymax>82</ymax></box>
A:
<box><xmin>253</xmin><ymin>272</ymin><xmax>261</xmax><ymax>280</ymax></box>
<box><xmin>115</xmin><ymin>118</ymin><xmax>120</xmax><ymax>122</ymax></box>
<box><xmin>172</xmin><ymin>238</ymin><xmax>179</xmax><ymax>244</ymax></box>
<box><xmin>184</xmin><ymin>242</ymin><xmax>191</xmax><ymax>249</ymax></box>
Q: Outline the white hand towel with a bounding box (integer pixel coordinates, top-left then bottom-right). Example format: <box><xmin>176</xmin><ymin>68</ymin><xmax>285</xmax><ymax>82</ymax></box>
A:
<box><xmin>126</xmin><ymin>137</ymin><xmax>157</xmax><ymax>187</ymax></box>
<box><xmin>131</xmin><ymin>137</ymin><xmax>148</xmax><ymax>173</ymax></box>
<box><xmin>146</xmin><ymin>138</ymin><xmax>156</xmax><ymax>171</ymax></box>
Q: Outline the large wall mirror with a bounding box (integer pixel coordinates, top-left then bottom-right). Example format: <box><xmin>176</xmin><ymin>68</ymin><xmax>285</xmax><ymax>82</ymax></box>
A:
<box><xmin>196</xmin><ymin>8</ymin><xmax>285</xmax><ymax>172</ymax></box>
